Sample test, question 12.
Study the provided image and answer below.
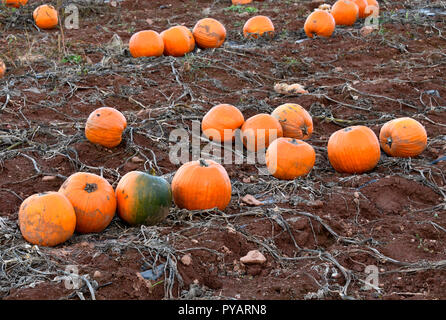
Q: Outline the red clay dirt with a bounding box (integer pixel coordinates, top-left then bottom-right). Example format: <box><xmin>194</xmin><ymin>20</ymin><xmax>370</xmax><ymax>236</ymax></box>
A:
<box><xmin>1</xmin><ymin>0</ymin><xmax>446</xmax><ymax>300</ymax></box>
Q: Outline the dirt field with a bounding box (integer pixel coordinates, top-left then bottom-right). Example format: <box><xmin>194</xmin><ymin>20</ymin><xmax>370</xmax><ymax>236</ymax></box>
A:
<box><xmin>1</xmin><ymin>0</ymin><xmax>446</xmax><ymax>300</ymax></box>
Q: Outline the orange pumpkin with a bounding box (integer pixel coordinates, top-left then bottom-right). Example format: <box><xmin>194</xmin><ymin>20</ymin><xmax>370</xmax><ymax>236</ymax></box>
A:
<box><xmin>161</xmin><ymin>26</ymin><xmax>195</xmax><ymax>57</ymax></box>
<box><xmin>266</xmin><ymin>138</ymin><xmax>316</xmax><ymax>180</ymax></box>
<box><xmin>192</xmin><ymin>18</ymin><xmax>226</xmax><ymax>49</ymax></box>
<box><xmin>0</xmin><ymin>59</ymin><xmax>5</xmax><ymax>79</ymax></box>
<box><xmin>352</xmin><ymin>0</ymin><xmax>368</xmax><ymax>18</ymax></box>
<box><xmin>33</xmin><ymin>4</ymin><xmax>59</xmax><ymax>30</ymax></box>
<box><xmin>129</xmin><ymin>30</ymin><xmax>164</xmax><ymax>58</ymax></box>
<box><xmin>241</xmin><ymin>114</ymin><xmax>283</xmax><ymax>152</ymax></box>
<box><xmin>271</xmin><ymin>103</ymin><xmax>313</xmax><ymax>140</ymax></box>
<box><xmin>85</xmin><ymin>107</ymin><xmax>127</xmax><ymax>148</ymax></box>
<box><xmin>364</xmin><ymin>0</ymin><xmax>379</xmax><ymax>17</ymax></box>
<box><xmin>3</xmin><ymin>0</ymin><xmax>27</xmax><ymax>8</ymax></box>
<box><xmin>59</xmin><ymin>172</ymin><xmax>116</xmax><ymax>234</ymax></box>
<box><xmin>232</xmin><ymin>0</ymin><xmax>253</xmax><ymax>4</ymax></box>
<box><xmin>331</xmin><ymin>0</ymin><xmax>359</xmax><ymax>26</ymax></box>
<box><xmin>202</xmin><ymin>104</ymin><xmax>245</xmax><ymax>143</ymax></box>
<box><xmin>327</xmin><ymin>125</ymin><xmax>380</xmax><ymax>173</ymax></box>
<box><xmin>379</xmin><ymin>117</ymin><xmax>427</xmax><ymax>158</ymax></box>
<box><xmin>304</xmin><ymin>9</ymin><xmax>336</xmax><ymax>38</ymax></box>
<box><xmin>243</xmin><ymin>15</ymin><xmax>275</xmax><ymax>39</ymax></box>
<box><xmin>171</xmin><ymin>159</ymin><xmax>232</xmax><ymax>211</ymax></box>
<box><xmin>18</xmin><ymin>192</ymin><xmax>76</xmax><ymax>247</ymax></box>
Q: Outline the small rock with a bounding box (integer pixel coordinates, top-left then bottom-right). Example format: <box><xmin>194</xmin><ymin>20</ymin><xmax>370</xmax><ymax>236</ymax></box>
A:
<box><xmin>241</xmin><ymin>194</ymin><xmax>263</xmax><ymax>206</ymax></box>
<box><xmin>181</xmin><ymin>254</ymin><xmax>192</xmax><ymax>266</ymax></box>
<box><xmin>42</xmin><ymin>175</ymin><xmax>57</xmax><ymax>181</ymax></box>
<box><xmin>308</xmin><ymin>200</ymin><xmax>323</xmax><ymax>208</ymax></box>
<box><xmin>240</xmin><ymin>250</ymin><xmax>266</xmax><ymax>265</ymax></box>
<box><xmin>131</xmin><ymin>156</ymin><xmax>145</xmax><ymax>164</ymax></box>
<box><xmin>334</xmin><ymin>67</ymin><xmax>343</xmax><ymax>72</ymax></box>
<box><xmin>93</xmin><ymin>271</ymin><xmax>102</xmax><ymax>278</ymax></box>
<box><xmin>146</xmin><ymin>18</ymin><xmax>154</xmax><ymax>25</ymax></box>
<box><xmin>354</xmin><ymin>192</ymin><xmax>360</xmax><ymax>198</ymax></box>
<box><xmin>242</xmin><ymin>177</ymin><xmax>251</xmax><ymax>183</ymax></box>
<box><xmin>360</xmin><ymin>26</ymin><xmax>377</xmax><ymax>37</ymax></box>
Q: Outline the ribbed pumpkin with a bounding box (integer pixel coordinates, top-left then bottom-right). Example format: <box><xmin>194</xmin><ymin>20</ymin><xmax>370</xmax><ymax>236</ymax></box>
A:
<box><xmin>365</xmin><ymin>0</ymin><xmax>379</xmax><ymax>17</ymax></box>
<box><xmin>3</xmin><ymin>0</ymin><xmax>27</xmax><ymax>8</ymax></box>
<box><xmin>129</xmin><ymin>30</ymin><xmax>164</xmax><ymax>58</ymax></box>
<box><xmin>161</xmin><ymin>26</ymin><xmax>195</xmax><ymax>57</ymax></box>
<box><xmin>304</xmin><ymin>9</ymin><xmax>336</xmax><ymax>38</ymax></box>
<box><xmin>379</xmin><ymin>117</ymin><xmax>427</xmax><ymax>158</ymax></box>
<box><xmin>327</xmin><ymin>125</ymin><xmax>380</xmax><ymax>173</ymax></box>
<box><xmin>243</xmin><ymin>15</ymin><xmax>275</xmax><ymax>39</ymax></box>
<box><xmin>18</xmin><ymin>192</ymin><xmax>76</xmax><ymax>247</ymax></box>
<box><xmin>271</xmin><ymin>103</ymin><xmax>313</xmax><ymax>140</ymax></box>
<box><xmin>266</xmin><ymin>138</ymin><xmax>316</xmax><ymax>180</ymax></box>
<box><xmin>116</xmin><ymin>171</ymin><xmax>172</xmax><ymax>226</ymax></box>
<box><xmin>352</xmin><ymin>0</ymin><xmax>368</xmax><ymax>18</ymax></box>
<box><xmin>241</xmin><ymin>114</ymin><xmax>283</xmax><ymax>152</ymax></box>
<box><xmin>192</xmin><ymin>18</ymin><xmax>226</xmax><ymax>49</ymax></box>
<box><xmin>0</xmin><ymin>59</ymin><xmax>5</xmax><ymax>79</ymax></box>
<box><xmin>171</xmin><ymin>159</ymin><xmax>231</xmax><ymax>211</ymax></box>
<box><xmin>331</xmin><ymin>0</ymin><xmax>359</xmax><ymax>26</ymax></box>
<box><xmin>59</xmin><ymin>172</ymin><xmax>116</xmax><ymax>234</ymax></box>
<box><xmin>33</xmin><ymin>4</ymin><xmax>59</xmax><ymax>29</ymax></box>
<box><xmin>202</xmin><ymin>104</ymin><xmax>245</xmax><ymax>143</ymax></box>
<box><xmin>85</xmin><ymin>107</ymin><xmax>127</xmax><ymax>148</ymax></box>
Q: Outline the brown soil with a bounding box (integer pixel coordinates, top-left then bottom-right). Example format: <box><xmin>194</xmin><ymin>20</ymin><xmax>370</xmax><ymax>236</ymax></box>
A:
<box><xmin>1</xmin><ymin>0</ymin><xmax>446</xmax><ymax>300</ymax></box>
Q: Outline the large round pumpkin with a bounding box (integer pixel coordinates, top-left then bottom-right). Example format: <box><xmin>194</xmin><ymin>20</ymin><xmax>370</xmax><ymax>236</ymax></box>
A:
<box><xmin>232</xmin><ymin>0</ymin><xmax>253</xmax><ymax>4</ymax></box>
<box><xmin>85</xmin><ymin>107</ymin><xmax>127</xmax><ymax>148</ymax></box>
<box><xmin>379</xmin><ymin>117</ymin><xmax>427</xmax><ymax>158</ymax></box>
<box><xmin>266</xmin><ymin>138</ymin><xmax>316</xmax><ymax>180</ymax></box>
<box><xmin>192</xmin><ymin>18</ymin><xmax>226</xmax><ymax>49</ymax></box>
<box><xmin>3</xmin><ymin>0</ymin><xmax>28</xmax><ymax>8</ymax></box>
<box><xmin>243</xmin><ymin>15</ymin><xmax>275</xmax><ymax>39</ymax></box>
<box><xmin>241</xmin><ymin>114</ymin><xmax>283</xmax><ymax>152</ymax></box>
<box><xmin>0</xmin><ymin>59</ymin><xmax>5</xmax><ymax>79</ymax></box>
<box><xmin>331</xmin><ymin>0</ymin><xmax>359</xmax><ymax>26</ymax></box>
<box><xmin>171</xmin><ymin>159</ymin><xmax>231</xmax><ymax>211</ymax></box>
<box><xmin>161</xmin><ymin>26</ymin><xmax>195</xmax><ymax>57</ymax></box>
<box><xmin>18</xmin><ymin>192</ymin><xmax>76</xmax><ymax>247</ymax></box>
<box><xmin>327</xmin><ymin>125</ymin><xmax>380</xmax><ymax>173</ymax></box>
<box><xmin>271</xmin><ymin>103</ymin><xmax>313</xmax><ymax>140</ymax></box>
<box><xmin>59</xmin><ymin>172</ymin><xmax>116</xmax><ymax>234</ymax></box>
<box><xmin>202</xmin><ymin>104</ymin><xmax>245</xmax><ymax>143</ymax></box>
<box><xmin>304</xmin><ymin>9</ymin><xmax>336</xmax><ymax>38</ymax></box>
<box><xmin>116</xmin><ymin>171</ymin><xmax>172</xmax><ymax>226</ymax></box>
<box><xmin>129</xmin><ymin>30</ymin><xmax>164</xmax><ymax>58</ymax></box>
<box><xmin>33</xmin><ymin>4</ymin><xmax>59</xmax><ymax>29</ymax></box>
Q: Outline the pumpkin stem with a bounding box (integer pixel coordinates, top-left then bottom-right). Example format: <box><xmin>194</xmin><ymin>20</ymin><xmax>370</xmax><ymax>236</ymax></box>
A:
<box><xmin>386</xmin><ymin>137</ymin><xmax>393</xmax><ymax>148</ymax></box>
<box><xmin>84</xmin><ymin>183</ymin><xmax>98</xmax><ymax>193</ymax></box>
<box><xmin>301</xmin><ymin>125</ymin><xmax>308</xmax><ymax>136</ymax></box>
<box><xmin>290</xmin><ymin>139</ymin><xmax>299</xmax><ymax>145</ymax></box>
<box><xmin>199</xmin><ymin>159</ymin><xmax>209</xmax><ymax>167</ymax></box>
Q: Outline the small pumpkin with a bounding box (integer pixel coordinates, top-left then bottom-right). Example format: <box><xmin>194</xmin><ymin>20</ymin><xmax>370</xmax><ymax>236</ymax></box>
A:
<box><xmin>266</xmin><ymin>138</ymin><xmax>316</xmax><ymax>180</ymax></box>
<box><xmin>59</xmin><ymin>172</ymin><xmax>116</xmax><ymax>234</ymax></box>
<box><xmin>33</xmin><ymin>4</ymin><xmax>59</xmax><ymax>30</ymax></box>
<box><xmin>232</xmin><ymin>0</ymin><xmax>253</xmax><ymax>4</ymax></box>
<box><xmin>129</xmin><ymin>30</ymin><xmax>164</xmax><ymax>58</ymax></box>
<box><xmin>327</xmin><ymin>125</ymin><xmax>380</xmax><ymax>173</ymax></box>
<box><xmin>161</xmin><ymin>26</ymin><xmax>195</xmax><ymax>57</ymax></box>
<box><xmin>304</xmin><ymin>9</ymin><xmax>336</xmax><ymax>38</ymax></box>
<box><xmin>18</xmin><ymin>192</ymin><xmax>76</xmax><ymax>247</ymax></box>
<box><xmin>0</xmin><ymin>59</ymin><xmax>5</xmax><ymax>79</ymax></box>
<box><xmin>364</xmin><ymin>0</ymin><xmax>379</xmax><ymax>17</ymax></box>
<box><xmin>352</xmin><ymin>0</ymin><xmax>368</xmax><ymax>18</ymax></box>
<box><xmin>192</xmin><ymin>18</ymin><xmax>226</xmax><ymax>49</ymax></box>
<box><xmin>171</xmin><ymin>159</ymin><xmax>231</xmax><ymax>211</ymax></box>
<box><xmin>243</xmin><ymin>15</ymin><xmax>275</xmax><ymax>39</ymax></box>
<box><xmin>85</xmin><ymin>107</ymin><xmax>127</xmax><ymax>148</ymax></box>
<box><xmin>331</xmin><ymin>0</ymin><xmax>359</xmax><ymax>26</ymax></box>
<box><xmin>116</xmin><ymin>171</ymin><xmax>172</xmax><ymax>226</ymax></box>
<box><xmin>379</xmin><ymin>117</ymin><xmax>427</xmax><ymax>158</ymax></box>
<box><xmin>202</xmin><ymin>104</ymin><xmax>245</xmax><ymax>143</ymax></box>
<box><xmin>271</xmin><ymin>103</ymin><xmax>313</xmax><ymax>140</ymax></box>
<box><xmin>241</xmin><ymin>113</ymin><xmax>283</xmax><ymax>152</ymax></box>
<box><xmin>3</xmin><ymin>0</ymin><xmax>27</xmax><ymax>8</ymax></box>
